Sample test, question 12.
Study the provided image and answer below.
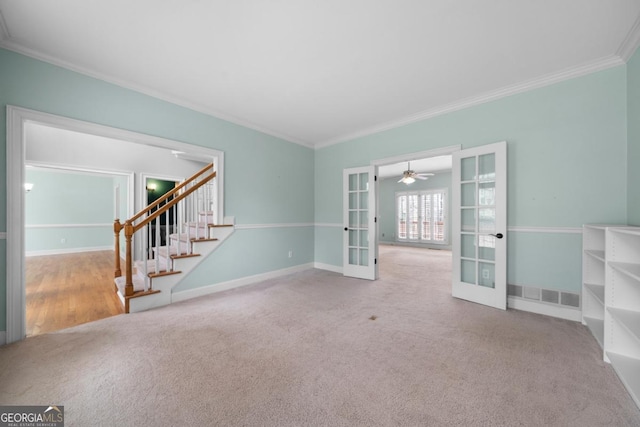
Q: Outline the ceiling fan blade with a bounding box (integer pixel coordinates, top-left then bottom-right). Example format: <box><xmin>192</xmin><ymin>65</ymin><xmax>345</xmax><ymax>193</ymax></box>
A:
<box><xmin>419</xmin><ymin>173</ymin><xmax>435</xmax><ymax>176</ymax></box>
<box><xmin>415</xmin><ymin>175</ymin><xmax>429</xmax><ymax>180</ymax></box>
<box><xmin>397</xmin><ymin>178</ymin><xmax>404</xmax><ymax>183</ymax></box>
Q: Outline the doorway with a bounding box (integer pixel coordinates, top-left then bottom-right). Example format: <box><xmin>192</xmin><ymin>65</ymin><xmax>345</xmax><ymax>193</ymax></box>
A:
<box><xmin>373</xmin><ymin>147</ymin><xmax>457</xmax><ymax>281</ymax></box>
<box><xmin>23</xmin><ymin>165</ymin><xmax>133</xmax><ymax>336</ymax></box>
<box><xmin>6</xmin><ymin>106</ymin><xmax>225</xmax><ymax>344</ymax></box>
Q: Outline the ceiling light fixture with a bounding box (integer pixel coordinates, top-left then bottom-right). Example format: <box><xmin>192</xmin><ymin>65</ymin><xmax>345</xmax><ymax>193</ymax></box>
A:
<box><xmin>398</xmin><ymin>162</ymin><xmax>434</xmax><ymax>185</ymax></box>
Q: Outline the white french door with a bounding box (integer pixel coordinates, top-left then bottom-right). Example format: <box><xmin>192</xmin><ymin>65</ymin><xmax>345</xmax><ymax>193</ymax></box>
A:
<box><xmin>343</xmin><ymin>166</ymin><xmax>378</xmax><ymax>280</ymax></box>
<box><xmin>452</xmin><ymin>141</ymin><xmax>507</xmax><ymax>309</ymax></box>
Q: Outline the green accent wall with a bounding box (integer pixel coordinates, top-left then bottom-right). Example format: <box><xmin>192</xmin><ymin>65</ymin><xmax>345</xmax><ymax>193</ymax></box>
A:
<box><xmin>379</xmin><ymin>172</ymin><xmax>452</xmax><ymax>248</ymax></box>
<box><xmin>315</xmin><ymin>66</ymin><xmax>628</xmax><ymax>294</ymax></box>
<box><xmin>0</xmin><ymin>48</ymin><xmax>314</xmax><ymax>333</ymax></box>
<box><xmin>628</xmin><ymin>47</ymin><xmax>640</xmax><ymax>225</ymax></box>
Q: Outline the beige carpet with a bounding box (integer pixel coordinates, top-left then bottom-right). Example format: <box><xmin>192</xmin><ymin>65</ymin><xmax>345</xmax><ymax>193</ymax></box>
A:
<box><xmin>1</xmin><ymin>245</ymin><xmax>639</xmax><ymax>426</ymax></box>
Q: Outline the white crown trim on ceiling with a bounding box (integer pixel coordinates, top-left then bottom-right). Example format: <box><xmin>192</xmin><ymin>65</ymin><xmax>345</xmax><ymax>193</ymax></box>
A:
<box><xmin>314</xmin><ymin>55</ymin><xmax>625</xmax><ymax>149</ymax></box>
<box><xmin>617</xmin><ymin>12</ymin><xmax>640</xmax><ymax>61</ymax></box>
<box><xmin>1</xmin><ymin>8</ymin><xmax>639</xmax><ymax>151</ymax></box>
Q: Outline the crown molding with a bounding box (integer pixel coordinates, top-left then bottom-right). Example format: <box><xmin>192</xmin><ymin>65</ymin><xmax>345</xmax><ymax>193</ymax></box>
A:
<box><xmin>0</xmin><ymin>10</ymin><xmax>9</xmax><ymax>39</ymax></box>
<box><xmin>1</xmin><ymin>10</ymin><xmax>633</xmax><ymax>153</ymax></box>
<box><xmin>0</xmin><ymin>38</ymin><xmax>313</xmax><ymax>149</ymax></box>
<box><xmin>314</xmin><ymin>55</ymin><xmax>625</xmax><ymax>150</ymax></box>
<box><xmin>617</xmin><ymin>13</ymin><xmax>640</xmax><ymax>61</ymax></box>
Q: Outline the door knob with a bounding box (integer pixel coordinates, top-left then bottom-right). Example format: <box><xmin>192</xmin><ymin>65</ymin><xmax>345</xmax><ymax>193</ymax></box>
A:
<box><xmin>489</xmin><ymin>233</ymin><xmax>504</xmax><ymax>239</ymax></box>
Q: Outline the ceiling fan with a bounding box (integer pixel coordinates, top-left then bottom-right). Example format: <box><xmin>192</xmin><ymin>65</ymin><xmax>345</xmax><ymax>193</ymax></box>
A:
<box><xmin>398</xmin><ymin>162</ymin><xmax>434</xmax><ymax>184</ymax></box>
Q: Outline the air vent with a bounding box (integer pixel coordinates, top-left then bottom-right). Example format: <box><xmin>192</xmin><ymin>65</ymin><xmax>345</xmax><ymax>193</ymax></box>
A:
<box><xmin>523</xmin><ymin>287</ymin><xmax>540</xmax><ymax>300</ymax></box>
<box><xmin>507</xmin><ymin>284</ymin><xmax>523</xmax><ymax>297</ymax></box>
<box><xmin>541</xmin><ymin>289</ymin><xmax>559</xmax><ymax>304</ymax></box>
<box><xmin>561</xmin><ymin>292</ymin><xmax>580</xmax><ymax>308</ymax></box>
<box><xmin>508</xmin><ymin>284</ymin><xmax>580</xmax><ymax>311</ymax></box>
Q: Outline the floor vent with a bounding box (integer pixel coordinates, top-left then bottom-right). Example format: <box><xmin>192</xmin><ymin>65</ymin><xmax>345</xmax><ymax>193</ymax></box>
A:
<box><xmin>561</xmin><ymin>292</ymin><xmax>580</xmax><ymax>308</ymax></box>
<box><xmin>541</xmin><ymin>289</ymin><xmax>559</xmax><ymax>304</ymax></box>
<box><xmin>507</xmin><ymin>284</ymin><xmax>522</xmax><ymax>297</ymax></box>
<box><xmin>508</xmin><ymin>284</ymin><xmax>580</xmax><ymax>309</ymax></box>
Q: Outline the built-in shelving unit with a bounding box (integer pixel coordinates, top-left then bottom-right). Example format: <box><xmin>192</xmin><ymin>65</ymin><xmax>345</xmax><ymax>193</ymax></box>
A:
<box><xmin>604</xmin><ymin>227</ymin><xmax>640</xmax><ymax>409</ymax></box>
<box><xmin>582</xmin><ymin>225</ymin><xmax>609</xmax><ymax>348</ymax></box>
<box><xmin>584</xmin><ymin>225</ymin><xmax>640</xmax><ymax>409</ymax></box>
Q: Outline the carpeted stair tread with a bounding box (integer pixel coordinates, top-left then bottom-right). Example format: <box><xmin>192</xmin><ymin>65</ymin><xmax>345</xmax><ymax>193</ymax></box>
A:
<box><xmin>135</xmin><ymin>258</ymin><xmax>169</xmax><ymax>276</ymax></box>
<box><xmin>114</xmin><ymin>275</ymin><xmax>146</xmax><ymax>294</ymax></box>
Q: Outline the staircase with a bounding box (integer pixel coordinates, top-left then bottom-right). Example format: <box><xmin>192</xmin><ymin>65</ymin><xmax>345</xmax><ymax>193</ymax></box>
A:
<box><xmin>113</xmin><ymin>163</ymin><xmax>234</xmax><ymax>313</ymax></box>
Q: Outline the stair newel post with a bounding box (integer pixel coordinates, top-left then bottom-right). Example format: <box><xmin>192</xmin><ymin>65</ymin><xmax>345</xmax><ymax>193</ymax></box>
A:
<box><xmin>114</xmin><ymin>219</ymin><xmax>122</xmax><ymax>278</ymax></box>
<box><xmin>124</xmin><ymin>220</ymin><xmax>135</xmax><ymax>297</ymax></box>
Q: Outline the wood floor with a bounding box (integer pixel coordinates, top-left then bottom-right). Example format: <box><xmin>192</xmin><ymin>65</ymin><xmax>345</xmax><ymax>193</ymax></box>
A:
<box><xmin>26</xmin><ymin>250</ymin><xmax>124</xmax><ymax>337</ymax></box>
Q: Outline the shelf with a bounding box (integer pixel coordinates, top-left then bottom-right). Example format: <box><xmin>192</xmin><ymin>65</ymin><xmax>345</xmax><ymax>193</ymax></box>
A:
<box><xmin>608</xmin><ymin>307</ymin><xmax>640</xmax><ymax>343</ymax></box>
<box><xmin>606</xmin><ymin>352</ymin><xmax>640</xmax><ymax>409</ymax></box>
<box><xmin>585</xmin><ymin>250</ymin><xmax>605</xmax><ymax>262</ymax></box>
<box><xmin>584</xmin><ymin>316</ymin><xmax>604</xmax><ymax>348</ymax></box>
<box><xmin>609</xmin><ymin>227</ymin><xmax>640</xmax><ymax>238</ymax></box>
<box><xmin>609</xmin><ymin>262</ymin><xmax>640</xmax><ymax>283</ymax></box>
<box><xmin>584</xmin><ymin>283</ymin><xmax>605</xmax><ymax>306</ymax></box>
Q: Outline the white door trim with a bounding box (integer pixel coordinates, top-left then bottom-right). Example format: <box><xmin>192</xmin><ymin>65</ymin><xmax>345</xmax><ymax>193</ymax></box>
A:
<box><xmin>371</xmin><ymin>144</ymin><xmax>462</xmax><ymax>167</ymax></box>
<box><xmin>5</xmin><ymin>105</ymin><xmax>224</xmax><ymax>343</ymax></box>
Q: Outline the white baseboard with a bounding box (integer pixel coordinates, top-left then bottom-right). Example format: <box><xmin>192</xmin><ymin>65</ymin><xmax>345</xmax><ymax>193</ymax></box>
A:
<box><xmin>26</xmin><ymin>246</ymin><xmax>112</xmax><ymax>257</ymax></box>
<box><xmin>508</xmin><ymin>296</ymin><xmax>581</xmax><ymax>322</ymax></box>
<box><xmin>314</xmin><ymin>262</ymin><xmax>343</xmax><ymax>274</ymax></box>
<box><xmin>172</xmin><ymin>263</ymin><xmax>314</xmax><ymax>303</ymax></box>
<box><xmin>0</xmin><ymin>331</ymin><xmax>6</xmax><ymax>346</ymax></box>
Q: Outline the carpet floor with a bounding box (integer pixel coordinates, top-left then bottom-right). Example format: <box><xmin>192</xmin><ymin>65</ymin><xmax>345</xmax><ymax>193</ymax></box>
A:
<box><xmin>1</xmin><ymin>246</ymin><xmax>639</xmax><ymax>426</ymax></box>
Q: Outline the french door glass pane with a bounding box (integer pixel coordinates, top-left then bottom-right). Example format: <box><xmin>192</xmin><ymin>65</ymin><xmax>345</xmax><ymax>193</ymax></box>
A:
<box><xmin>359</xmin><ymin>230</ymin><xmax>369</xmax><ymax>247</ymax></box>
<box><xmin>461</xmin><ymin>259</ymin><xmax>476</xmax><ymax>284</ymax></box>
<box><xmin>461</xmin><ymin>157</ymin><xmax>476</xmax><ymax>181</ymax></box>
<box><xmin>359</xmin><ymin>249</ymin><xmax>369</xmax><ymax>266</ymax></box>
<box><xmin>478</xmin><ymin>182</ymin><xmax>495</xmax><ymax>205</ymax></box>
<box><xmin>479</xmin><ymin>208</ymin><xmax>495</xmax><ymax>233</ymax></box>
<box><xmin>349</xmin><ymin>192</ymin><xmax>358</xmax><ymax>209</ymax></box>
<box><xmin>479</xmin><ymin>153</ymin><xmax>495</xmax><ymax>180</ymax></box>
<box><xmin>478</xmin><ymin>235</ymin><xmax>495</xmax><ymax>261</ymax></box>
<box><xmin>349</xmin><ymin>174</ymin><xmax>358</xmax><ymax>191</ymax></box>
<box><xmin>461</xmin><ymin>183</ymin><xmax>476</xmax><ymax>206</ymax></box>
<box><xmin>349</xmin><ymin>211</ymin><xmax>357</xmax><ymax>228</ymax></box>
<box><xmin>461</xmin><ymin>208</ymin><xmax>476</xmax><ymax>232</ymax></box>
<box><xmin>461</xmin><ymin>234</ymin><xmax>476</xmax><ymax>258</ymax></box>
<box><xmin>349</xmin><ymin>230</ymin><xmax>358</xmax><ymax>246</ymax></box>
<box><xmin>478</xmin><ymin>262</ymin><xmax>495</xmax><ymax>288</ymax></box>
<box><xmin>349</xmin><ymin>248</ymin><xmax>358</xmax><ymax>265</ymax></box>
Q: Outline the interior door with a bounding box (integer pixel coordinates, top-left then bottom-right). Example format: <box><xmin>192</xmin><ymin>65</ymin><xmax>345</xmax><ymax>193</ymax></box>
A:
<box><xmin>343</xmin><ymin>166</ymin><xmax>378</xmax><ymax>280</ymax></box>
<box><xmin>452</xmin><ymin>141</ymin><xmax>507</xmax><ymax>309</ymax></box>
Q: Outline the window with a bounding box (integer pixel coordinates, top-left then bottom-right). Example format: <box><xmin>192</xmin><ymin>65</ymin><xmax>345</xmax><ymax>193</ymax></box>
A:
<box><xmin>397</xmin><ymin>189</ymin><xmax>447</xmax><ymax>244</ymax></box>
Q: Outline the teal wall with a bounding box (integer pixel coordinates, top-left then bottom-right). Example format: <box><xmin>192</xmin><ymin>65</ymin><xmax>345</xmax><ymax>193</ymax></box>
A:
<box><xmin>0</xmin><ymin>48</ymin><xmax>314</xmax><ymax>333</ymax></box>
<box><xmin>379</xmin><ymin>172</ymin><xmax>452</xmax><ymax>247</ymax></box>
<box><xmin>315</xmin><ymin>66</ymin><xmax>628</xmax><ymax>294</ymax></box>
<box><xmin>628</xmin><ymin>47</ymin><xmax>640</xmax><ymax>225</ymax></box>
<box><xmin>3</xmin><ymin>44</ymin><xmax>640</xmax><ymax>333</ymax></box>
<box><xmin>24</xmin><ymin>169</ymin><xmax>115</xmax><ymax>253</ymax></box>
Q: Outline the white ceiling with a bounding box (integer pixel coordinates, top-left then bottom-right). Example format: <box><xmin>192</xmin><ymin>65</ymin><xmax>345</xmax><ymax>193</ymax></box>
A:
<box><xmin>1</xmin><ymin>1</ymin><xmax>639</xmax><ymax>148</ymax></box>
